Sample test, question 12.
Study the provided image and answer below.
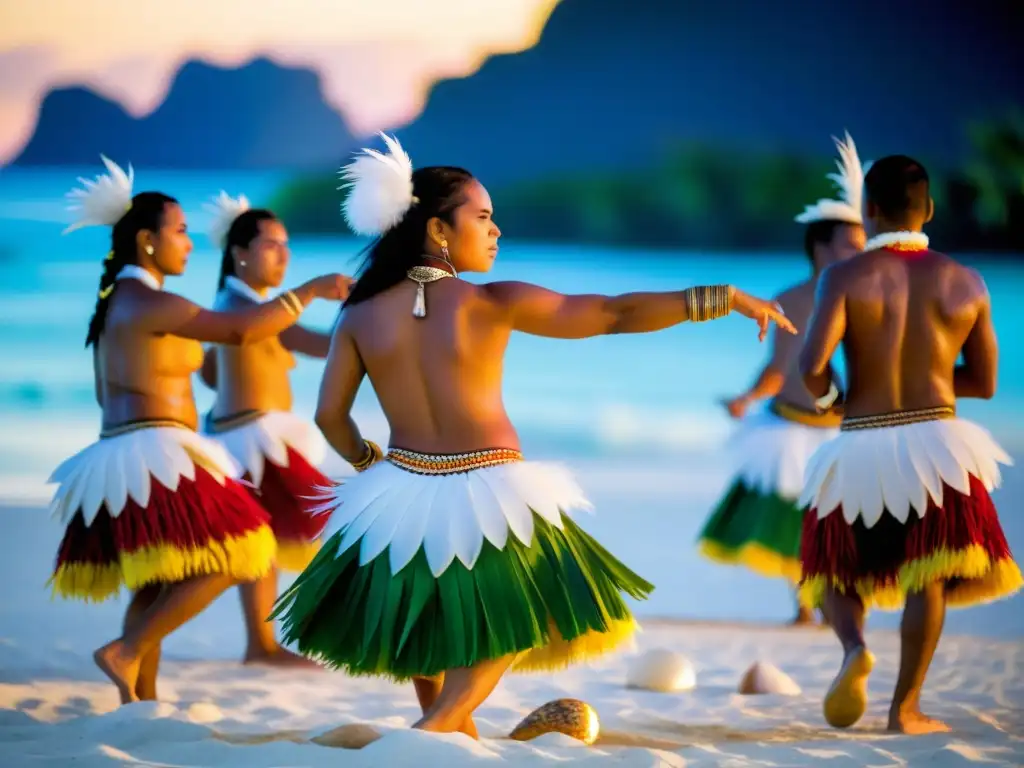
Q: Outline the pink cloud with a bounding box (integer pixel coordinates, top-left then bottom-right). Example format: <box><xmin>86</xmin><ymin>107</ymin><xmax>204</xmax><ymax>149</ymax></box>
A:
<box><xmin>0</xmin><ymin>0</ymin><xmax>560</xmax><ymax>164</ymax></box>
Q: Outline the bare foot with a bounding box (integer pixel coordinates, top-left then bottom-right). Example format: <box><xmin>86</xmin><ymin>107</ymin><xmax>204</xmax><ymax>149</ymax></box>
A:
<box><xmin>94</xmin><ymin>641</ymin><xmax>141</xmax><ymax>705</ymax></box>
<box><xmin>824</xmin><ymin>646</ymin><xmax>875</xmax><ymax>728</ymax></box>
<box><xmin>888</xmin><ymin>710</ymin><xmax>951</xmax><ymax>735</ymax></box>
<box><xmin>243</xmin><ymin>646</ymin><xmax>322</xmax><ymax>669</ymax></box>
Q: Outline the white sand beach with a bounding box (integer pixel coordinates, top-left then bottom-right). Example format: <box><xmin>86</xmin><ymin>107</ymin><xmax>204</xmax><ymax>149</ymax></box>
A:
<box><xmin>1</xmin><ymin>454</ymin><xmax>1022</xmax><ymax>766</ymax></box>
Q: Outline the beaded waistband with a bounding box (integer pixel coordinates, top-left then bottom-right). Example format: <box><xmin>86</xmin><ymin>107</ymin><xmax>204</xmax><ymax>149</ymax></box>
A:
<box><xmin>100</xmin><ymin>418</ymin><xmax>193</xmax><ymax>439</ymax></box>
<box><xmin>386</xmin><ymin>447</ymin><xmax>523</xmax><ymax>475</ymax></box>
<box><xmin>840</xmin><ymin>405</ymin><xmax>955</xmax><ymax>432</ymax></box>
<box><xmin>205</xmin><ymin>409</ymin><xmax>265</xmax><ymax>434</ymax></box>
<box><xmin>770</xmin><ymin>399</ymin><xmax>842</xmax><ymax>429</ymax></box>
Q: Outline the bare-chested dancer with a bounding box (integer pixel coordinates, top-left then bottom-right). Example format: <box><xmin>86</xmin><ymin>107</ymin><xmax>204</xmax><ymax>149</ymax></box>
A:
<box><xmin>47</xmin><ymin>156</ymin><xmax>350</xmax><ymax>703</ymax></box>
<box><xmin>270</xmin><ymin>134</ymin><xmax>795</xmax><ymax>738</ymax></box>
<box><xmin>698</xmin><ymin>133</ymin><xmax>866</xmax><ymax>625</ymax></box>
<box><xmin>198</xmin><ymin>193</ymin><xmax>332</xmax><ymax>668</ymax></box>
<box><xmin>798</xmin><ymin>155</ymin><xmax>1022</xmax><ymax>734</ymax></box>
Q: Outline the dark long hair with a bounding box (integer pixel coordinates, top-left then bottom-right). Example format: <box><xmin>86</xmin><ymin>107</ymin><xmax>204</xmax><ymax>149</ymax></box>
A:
<box><xmin>344</xmin><ymin>166</ymin><xmax>474</xmax><ymax>307</ymax></box>
<box><xmin>218</xmin><ymin>208</ymin><xmax>277</xmax><ymax>290</ymax></box>
<box><xmin>85</xmin><ymin>191</ymin><xmax>177</xmax><ymax>348</ymax></box>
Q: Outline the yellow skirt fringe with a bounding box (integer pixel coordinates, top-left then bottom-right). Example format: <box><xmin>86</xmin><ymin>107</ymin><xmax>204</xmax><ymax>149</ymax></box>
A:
<box><xmin>799</xmin><ymin>544</ymin><xmax>1023</xmax><ymax>612</ymax></box>
<box><xmin>49</xmin><ymin>525</ymin><xmax>278</xmax><ymax>602</ymax></box>
<box><xmin>275</xmin><ymin>539</ymin><xmax>322</xmax><ymax>573</ymax></box>
<box><xmin>699</xmin><ymin>539</ymin><xmax>803</xmax><ymax>583</ymax></box>
<box><xmin>511</xmin><ymin>617</ymin><xmax>639</xmax><ymax>673</ymax></box>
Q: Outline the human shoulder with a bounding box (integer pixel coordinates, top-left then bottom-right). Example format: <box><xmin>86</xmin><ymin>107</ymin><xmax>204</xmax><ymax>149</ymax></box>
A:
<box><xmin>775</xmin><ymin>279</ymin><xmax>816</xmax><ymax>309</ymax></box>
<box><xmin>813</xmin><ymin>260</ymin><xmax>855</xmax><ymax>301</ymax></box>
<box><xmin>948</xmin><ymin>259</ymin><xmax>990</xmax><ymax>305</ymax></box>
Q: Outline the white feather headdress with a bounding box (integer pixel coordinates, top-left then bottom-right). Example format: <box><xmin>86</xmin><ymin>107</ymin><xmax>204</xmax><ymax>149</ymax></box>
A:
<box><xmin>795</xmin><ymin>131</ymin><xmax>864</xmax><ymax>225</ymax></box>
<box><xmin>63</xmin><ymin>155</ymin><xmax>134</xmax><ymax>234</ymax></box>
<box><xmin>338</xmin><ymin>132</ymin><xmax>416</xmax><ymax>236</ymax></box>
<box><xmin>204</xmin><ymin>190</ymin><xmax>251</xmax><ymax>248</ymax></box>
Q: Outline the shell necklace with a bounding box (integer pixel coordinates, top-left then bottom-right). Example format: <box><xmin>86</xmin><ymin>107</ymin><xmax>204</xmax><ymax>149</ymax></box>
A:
<box><xmin>406</xmin><ymin>257</ymin><xmax>457</xmax><ymax>318</ymax></box>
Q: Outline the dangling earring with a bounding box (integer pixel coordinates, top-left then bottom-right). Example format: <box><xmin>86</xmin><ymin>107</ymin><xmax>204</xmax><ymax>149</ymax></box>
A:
<box><xmin>440</xmin><ymin>240</ymin><xmax>450</xmax><ymax>262</ymax></box>
<box><xmin>144</xmin><ymin>244</ymin><xmax>154</xmax><ymax>256</ymax></box>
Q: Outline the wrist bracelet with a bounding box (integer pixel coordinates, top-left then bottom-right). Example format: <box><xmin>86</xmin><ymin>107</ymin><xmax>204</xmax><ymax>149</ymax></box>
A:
<box><xmin>351</xmin><ymin>440</ymin><xmax>383</xmax><ymax>472</ymax></box>
<box><xmin>684</xmin><ymin>285</ymin><xmax>730</xmax><ymax>322</ymax></box>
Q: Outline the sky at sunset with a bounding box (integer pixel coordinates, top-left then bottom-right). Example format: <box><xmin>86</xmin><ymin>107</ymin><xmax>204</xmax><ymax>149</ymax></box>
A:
<box><xmin>0</xmin><ymin>0</ymin><xmax>560</xmax><ymax>165</ymax></box>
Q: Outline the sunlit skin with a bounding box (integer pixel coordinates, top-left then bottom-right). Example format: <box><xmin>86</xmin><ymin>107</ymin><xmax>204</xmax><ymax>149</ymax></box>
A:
<box><xmin>91</xmin><ymin>202</ymin><xmax>351</xmax><ymax>703</ymax></box>
<box><xmin>313</xmin><ymin>179</ymin><xmax>794</xmax><ymax>738</ymax></box>
<box><xmin>199</xmin><ymin>217</ymin><xmax>332</xmax><ymax>669</ymax></box>
<box><xmin>722</xmin><ymin>222</ymin><xmax>865</xmax><ymax>625</ymax></box>
<box><xmin>799</xmin><ymin>196</ymin><xmax>997</xmax><ymax>735</ymax></box>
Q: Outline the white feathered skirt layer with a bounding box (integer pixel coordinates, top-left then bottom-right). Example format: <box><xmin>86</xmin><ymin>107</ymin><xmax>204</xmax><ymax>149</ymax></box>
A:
<box><xmin>698</xmin><ymin>405</ymin><xmax>838</xmax><ymax>582</ymax></box>
<box><xmin>49</xmin><ymin>423</ymin><xmax>276</xmax><ymax>602</ymax></box>
<box><xmin>271</xmin><ymin>452</ymin><xmax>654</xmax><ymax>681</ymax></box>
<box><xmin>204</xmin><ymin>410</ymin><xmax>331</xmax><ymax>571</ymax></box>
<box><xmin>797</xmin><ymin>417</ymin><xmax>1022</xmax><ymax>610</ymax></box>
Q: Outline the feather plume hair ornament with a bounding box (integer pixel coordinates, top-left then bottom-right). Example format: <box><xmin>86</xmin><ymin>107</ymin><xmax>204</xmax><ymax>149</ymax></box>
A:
<box><xmin>63</xmin><ymin>154</ymin><xmax>135</xmax><ymax>234</ymax></box>
<box><xmin>338</xmin><ymin>132</ymin><xmax>417</xmax><ymax>236</ymax></box>
<box><xmin>204</xmin><ymin>190</ymin><xmax>252</xmax><ymax>248</ymax></box>
<box><xmin>795</xmin><ymin>131</ymin><xmax>865</xmax><ymax>225</ymax></box>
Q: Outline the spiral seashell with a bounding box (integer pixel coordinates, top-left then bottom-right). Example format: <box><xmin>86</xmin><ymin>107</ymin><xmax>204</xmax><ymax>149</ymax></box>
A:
<box><xmin>508</xmin><ymin>698</ymin><xmax>600</xmax><ymax>745</ymax></box>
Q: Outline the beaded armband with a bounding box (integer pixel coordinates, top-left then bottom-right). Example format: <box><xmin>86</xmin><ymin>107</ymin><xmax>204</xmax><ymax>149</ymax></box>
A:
<box><xmin>351</xmin><ymin>440</ymin><xmax>384</xmax><ymax>472</ymax></box>
<box><xmin>684</xmin><ymin>285</ymin><xmax>731</xmax><ymax>322</ymax></box>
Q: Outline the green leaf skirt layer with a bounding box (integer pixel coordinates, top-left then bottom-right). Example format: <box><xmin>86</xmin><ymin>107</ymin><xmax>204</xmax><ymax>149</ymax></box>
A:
<box><xmin>697</xmin><ymin>480</ymin><xmax>805</xmax><ymax>582</ymax></box>
<box><xmin>272</xmin><ymin>510</ymin><xmax>652</xmax><ymax>681</ymax></box>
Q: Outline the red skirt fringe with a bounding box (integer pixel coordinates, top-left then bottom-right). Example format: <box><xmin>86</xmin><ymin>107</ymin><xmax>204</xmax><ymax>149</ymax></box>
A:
<box><xmin>244</xmin><ymin>446</ymin><xmax>332</xmax><ymax>572</ymax></box>
<box><xmin>799</xmin><ymin>474</ymin><xmax>1022</xmax><ymax>610</ymax></box>
<box><xmin>51</xmin><ymin>467</ymin><xmax>276</xmax><ymax>602</ymax></box>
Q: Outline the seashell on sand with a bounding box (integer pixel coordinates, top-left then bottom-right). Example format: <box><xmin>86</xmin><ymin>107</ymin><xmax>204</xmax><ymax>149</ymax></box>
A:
<box><xmin>311</xmin><ymin>723</ymin><xmax>384</xmax><ymax>748</ymax></box>
<box><xmin>737</xmin><ymin>661</ymin><xmax>802</xmax><ymax>695</ymax></box>
<box><xmin>509</xmin><ymin>698</ymin><xmax>600</xmax><ymax>745</ymax></box>
<box><xmin>626</xmin><ymin>648</ymin><xmax>696</xmax><ymax>692</ymax></box>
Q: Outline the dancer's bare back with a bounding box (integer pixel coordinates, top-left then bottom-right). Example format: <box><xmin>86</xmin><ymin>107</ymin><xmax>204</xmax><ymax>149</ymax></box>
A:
<box><xmin>771</xmin><ymin>279</ymin><xmax>821</xmax><ymax>411</ymax></box>
<box><xmin>98</xmin><ymin>282</ymin><xmax>205</xmax><ymax>430</ymax></box>
<box><xmin>801</xmin><ymin>248</ymin><xmax>996</xmax><ymax>417</ymax></box>
<box><xmin>325</xmin><ymin>277</ymin><xmax>783</xmax><ymax>454</ymax></box>
<box><xmin>98</xmin><ymin>275</ymin><xmax>346</xmax><ymax>431</ymax></box>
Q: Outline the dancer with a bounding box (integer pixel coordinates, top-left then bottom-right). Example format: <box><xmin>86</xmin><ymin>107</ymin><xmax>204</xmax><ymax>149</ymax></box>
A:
<box><xmin>47</xmin><ymin>156</ymin><xmax>349</xmax><ymax>703</ymax></box>
<box><xmin>697</xmin><ymin>133</ymin><xmax>866</xmax><ymax>625</ymax></box>
<box><xmin>271</xmin><ymin>133</ymin><xmax>796</xmax><ymax>738</ymax></box>
<box><xmin>199</xmin><ymin>192</ymin><xmax>334</xmax><ymax>667</ymax></box>
<box><xmin>798</xmin><ymin>155</ymin><xmax>1022</xmax><ymax>733</ymax></box>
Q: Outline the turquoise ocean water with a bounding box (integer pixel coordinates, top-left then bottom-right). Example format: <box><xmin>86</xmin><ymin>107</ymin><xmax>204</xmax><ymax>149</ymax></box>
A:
<box><xmin>1</xmin><ymin>166</ymin><xmax>1022</xmax><ymax>633</ymax></box>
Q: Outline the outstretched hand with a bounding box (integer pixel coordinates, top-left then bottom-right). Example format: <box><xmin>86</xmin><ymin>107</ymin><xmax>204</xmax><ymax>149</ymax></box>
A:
<box><xmin>721</xmin><ymin>395</ymin><xmax>751</xmax><ymax>420</ymax></box>
<box><xmin>310</xmin><ymin>273</ymin><xmax>356</xmax><ymax>301</ymax></box>
<box><xmin>731</xmin><ymin>288</ymin><xmax>797</xmax><ymax>341</ymax></box>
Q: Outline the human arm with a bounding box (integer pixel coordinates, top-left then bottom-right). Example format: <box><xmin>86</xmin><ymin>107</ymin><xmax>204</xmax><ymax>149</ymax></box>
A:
<box><xmin>279</xmin><ymin>325</ymin><xmax>332</xmax><ymax>358</ymax></box>
<box><xmin>198</xmin><ymin>348</ymin><xmax>217</xmax><ymax>390</ymax></box>
<box><xmin>313</xmin><ymin>315</ymin><xmax>377</xmax><ymax>468</ymax></box>
<box><xmin>139</xmin><ymin>274</ymin><xmax>351</xmax><ymax>345</ymax></box>
<box><xmin>723</xmin><ymin>333</ymin><xmax>787</xmax><ymax>418</ymax></box>
<box><xmin>799</xmin><ymin>265</ymin><xmax>846</xmax><ymax>402</ymax></box>
<box><xmin>484</xmin><ymin>282</ymin><xmax>795</xmax><ymax>340</ymax></box>
<box><xmin>724</xmin><ymin>296</ymin><xmax>786</xmax><ymax>417</ymax></box>
<box><xmin>954</xmin><ymin>274</ymin><xmax>997</xmax><ymax>399</ymax></box>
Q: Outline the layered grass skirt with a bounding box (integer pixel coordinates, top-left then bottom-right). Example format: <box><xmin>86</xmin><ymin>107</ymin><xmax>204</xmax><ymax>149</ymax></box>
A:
<box><xmin>698</xmin><ymin>401</ymin><xmax>839</xmax><ymax>582</ymax></box>
<box><xmin>271</xmin><ymin>448</ymin><xmax>654</xmax><ymax>681</ymax></box>
<box><xmin>49</xmin><ymin>420</ymin><xmax>276</xmax><ymax>602</ymax></box>
<box><xmin>798</xmin><ymin>408</ymin><xmax>1023</xmax><ymax>610</ymax></box>
<box><xmin>204</xmin><ymin>410</ymin><xmax>331</xmax><ymax>571</ymax></box>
